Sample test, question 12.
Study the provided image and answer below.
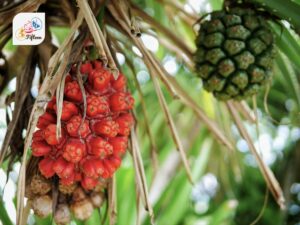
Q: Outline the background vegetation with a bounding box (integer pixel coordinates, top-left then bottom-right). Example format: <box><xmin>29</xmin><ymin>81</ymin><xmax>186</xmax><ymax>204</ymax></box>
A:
<box><xmin>0</xmin><ymin>0</ymin><xmax>299</xmax><ymax>224</ymax></box>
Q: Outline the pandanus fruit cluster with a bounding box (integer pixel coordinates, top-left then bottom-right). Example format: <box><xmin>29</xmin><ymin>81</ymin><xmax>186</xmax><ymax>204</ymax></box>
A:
<box><xmin>194</xmin><ymin>7</ymin><xmax>275</xmax><ymax>100</ymax></box>
<box><xmin>26</xmin><ymin>173</ymin><xmax>106</xmax><ymax>223</ymax></box>
<box><xmin>31</xmin><ymin>59</ymin><xmax>134</xmax><ymax>191</ymax></box>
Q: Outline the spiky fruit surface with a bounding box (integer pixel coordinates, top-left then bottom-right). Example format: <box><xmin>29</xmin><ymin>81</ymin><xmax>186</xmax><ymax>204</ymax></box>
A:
<box><xmin>195</xmin><ymin>7</ymin><xmax>276</xmax><ymax>100</ymax></box>
<box><xmin>31</xmin><ymin>59</ymin><xmax>134</xmax><ymax>191</ymax></box>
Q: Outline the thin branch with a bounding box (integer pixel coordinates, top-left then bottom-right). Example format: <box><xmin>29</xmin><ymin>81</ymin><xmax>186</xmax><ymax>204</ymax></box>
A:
<box><xmin>61</xmin><ymin>0</ymin><xmax>76</xmax><ymax>24</ymax></box>
<box><xmin>0</xmin><ymin>0</ymin><xmax>46</xmax><ymax>25</ymax></box>
<box><xmin>157</xmin><ymin>0</ymin><xmax>199</xmax><ymax>22</ymax></box>
<box><xmin>142</xmin><ymin>29</ymin><xmax>194</xmax><ymax>70</ymax></box>
<box><xmin>108</xmin><ymin>176</ymin><xmax>117</xmax><ymax>225</ymax></box>
<box><xmin>55</xmin><ymin>47</ymin><xmax>72</xmax><ymax>139</ymax></box>
<box><xmin>130</xmin><ymin>2</ymin><xmax>194</xmax><ymax>60</ymax></box>
<box><xmin>154</xmin><ymin>61</ymin><xmax>235</xmax><ymax>151</ymax></box>
<box><xmin>233</xmin><ymin>101</ymin><xmax>257</xmax><ymax>123</ymax></box>
<box><xmin>107</xmin><ymin>3</ymin><xmax>178</xmax><ymax>97</ymax></box>
<box><xmin>140</xmin><ymin>127</ymin><xmax>210</xmax><ymax>223</ymax></box>
<box><xmin>77</xmin><ymin>0</ymin><xmax>119</xmax><ymax>78</ymax></box>
<box><xmin>130</xmin><ymin>128</ymin><xmax>155</xmax><ymax>224</ymax></box>
<box><xmin>47</xmin><ymin>12</ymin><xmax>84</xmax><ymax>81</ymax></box>
<box><xmin>136</xmin><ymin>191</ymin><xmax>141</xmax><ymax>225</ymax></box>
<box><xmin>150</xmin><ymin>68</ymin><xmax>194</xmax><ymax>183</ymax></box>
<box><xmin>226</xmin><ymin>101</ymin><xmax>285</xmax><ymax>209</ymax></box>
<box><xmin>76</xmin><ymin>62</ymin><xmax>88</xmax><ymax>139</ymax></box>
<box><xmin>122</xmin><ymin>50</ymin><xmax>159</xmax><ymax>176</ymax></box>
<box><xmin>76</xmin><ymin>0</ymin><xmax>107</xmax><ymax>64</ymax></box>
<box><xmin>20</xmin><ymin>200</ymin><xmax>32</xmax><ymax>225</ymax></box>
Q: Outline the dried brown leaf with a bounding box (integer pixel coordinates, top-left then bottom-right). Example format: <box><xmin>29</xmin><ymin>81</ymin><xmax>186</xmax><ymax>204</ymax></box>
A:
<box><xmin>124</xmin><ymin>55</ymin><xmax>159</xmax><ymax>175</ymax></box>
<box><xmin>158</xmin><ymin>0</ymin><xmax>199</xmax><ymax>22</ymax></box>
<box><xmin>47</xmin><ymin>12</ymin><xmax>84</xmax><ymax>81</ymax></box>
<box><xmin>61</xmin><ymin>0</ymin><xmax>76</xmax><ymax>24</ymax></box>
<box><xmin>226</xmin><ymin>101</ymin><xmax>285</xmax><ymax>209</ymax></box>
<box><xmin>108</xmin><ymin>176</ymin><xmax>117</xmax><ymax>225</ymax></box>
<box><xmin>160</xmin><ymin>70</ymin><xmax>235</xmax><ymax>151</ymax></box>
<box><xmin>77</xmin><ymin>0</ymin><xmax>119</xmax><ymax>78</ymax></box>
<box><xmin>135</xmin><ymin>181</ymin><xmax>141</xmax><ymax>225</ymax></box>
<box><xmin>140</xmin><ymin>123</ymin><xmax>205</xmax><ymax>223</ymax></box>
<box><xmin>153</xmin><ymin>33</ymin><xmax>194</xmax><ymax>70</ymax></box>
<box><xmin>76</xmin><ymin>0</ymin><xmax>107</xmax><ymax>63</ymax></box>
<box><xmin>20</xmin><ymin>200</ymin><xmax>32</xmax><ymax>225</ymax></box>
<box><xmin>130</xmin><ymin>2</ymin><xmax>194</xmax><ymax>60</ymax></box>
<box><xmin>0</xmin><ymin>0</ymin><xmax>46</xmax><ymax>25</ymax></box>
<box><xmin>0</xmin><ymin>27</ymin><xmax>11</xmax><ymax>50</ymax></box>
<box><xmin>233</xmin><ymin>101</ymin><xmax>257</xmax><ymax>123</ymax></box>
<box><xmin>108</xmin><ymin>4</ymin><xmax>178</xmax><ymax>97</ymax></box>
<box><xmin>76</xmin><ymin>62</ymin><xmax>88</xmax><ymax>138</ymax></box>
<box><xmin>150</xmin><ymin>69</ymin><xmax>194</xmax><ymax>183</ymax></box>
<box><xmin>0</xmin><ymin>48</ymin><xmax>35</xmax><ymax>166</ymax></box>
<box><xmin>55</xmin><ymin>73</ymin><xmax>68</xmax><ymax>139</ymax></box>
<box><xmin>130</xmin><ymin>128</ymin><xmax>155</xmax><ymax>224</ymax></box>
<box><xmin>55</xmin><ymin>43</ymin><xmax>74</xmax><ymax>138</ymax></box>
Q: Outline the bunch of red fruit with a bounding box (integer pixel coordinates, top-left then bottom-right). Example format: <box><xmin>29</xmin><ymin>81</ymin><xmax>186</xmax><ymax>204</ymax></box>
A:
<box><xmin>31</xmin><ymin>60</ymin><xmax>134</xmax><ymax>190</ymax></box>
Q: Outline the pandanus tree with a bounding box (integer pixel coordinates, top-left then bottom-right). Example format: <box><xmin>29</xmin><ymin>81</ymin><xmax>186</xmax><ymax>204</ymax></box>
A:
<box><xmin>0</xmin><ymin>0</ymin><xmax>299</xmax><ymax>224</ymax></box>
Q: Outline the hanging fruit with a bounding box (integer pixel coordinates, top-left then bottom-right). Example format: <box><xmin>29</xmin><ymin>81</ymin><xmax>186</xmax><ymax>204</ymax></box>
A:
<box><xmin>27</xmin><ymin>41</ymin><xmax>134</xmax><ymax>221</ymax></box>
<box><xmin>31</xmin><ymin>59</ymin><xmax>134</xmax><ymax>190</ymax></box>
<box><xmin>194</xmin><ymin>7</ymin><xmax>276</xmax><ymax>100</ymax></box>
